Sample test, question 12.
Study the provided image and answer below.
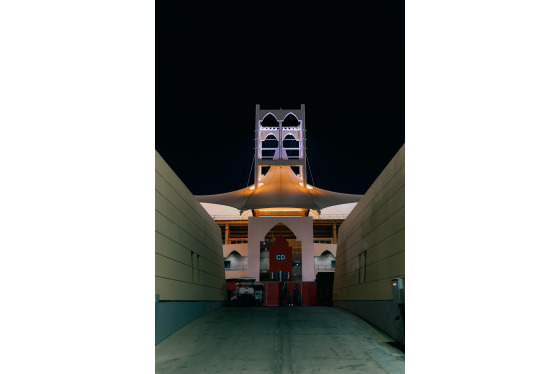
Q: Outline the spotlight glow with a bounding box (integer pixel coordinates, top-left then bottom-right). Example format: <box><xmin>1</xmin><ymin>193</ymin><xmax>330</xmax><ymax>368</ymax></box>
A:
<box><xmin>249</xmin><ymin>183</ymin><xmax>264</xmax><ymax>190</ymax></box>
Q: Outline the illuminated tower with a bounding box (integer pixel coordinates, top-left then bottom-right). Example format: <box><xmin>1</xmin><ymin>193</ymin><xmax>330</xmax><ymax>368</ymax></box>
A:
<box><xmin>254</xmin><ymin>104</ymin><xmax>308</xmax><ymax>189</ymax></box>
<box><xmin>197</xmin><ymin>104</ymin><xmax>363</xmax><ymax>283</ymax></box>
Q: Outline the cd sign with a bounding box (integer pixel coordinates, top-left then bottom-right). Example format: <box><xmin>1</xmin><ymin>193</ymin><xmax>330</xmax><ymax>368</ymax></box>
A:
<box><xmin>269</xmin><ymin>236</ymin><xmax>292</xmax><ymax>281</ymax></box>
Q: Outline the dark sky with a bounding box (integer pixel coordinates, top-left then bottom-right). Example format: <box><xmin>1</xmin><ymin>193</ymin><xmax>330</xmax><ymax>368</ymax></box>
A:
<box><xmin>156</xmin><ymin>3</ymin><xmax>404</xmax><ymax>196</ymax></box>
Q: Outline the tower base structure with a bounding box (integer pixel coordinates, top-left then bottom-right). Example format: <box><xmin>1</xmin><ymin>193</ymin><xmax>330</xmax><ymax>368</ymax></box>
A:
<box><xmin>247</xmin><ymin>216</ymin><xmax>314</xmax><ymax>282</ymax></box>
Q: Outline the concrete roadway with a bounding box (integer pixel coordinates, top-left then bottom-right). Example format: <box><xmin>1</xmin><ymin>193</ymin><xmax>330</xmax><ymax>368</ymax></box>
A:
<box><xmin>155</xmin><ymin>306</ymin><xmax>404</xmax><ymax>374</ymax></box>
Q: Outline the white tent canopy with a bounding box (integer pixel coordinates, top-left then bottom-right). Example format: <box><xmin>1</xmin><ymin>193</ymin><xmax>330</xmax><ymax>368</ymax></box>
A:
<box><xmin>195</xmin><ymin>165</ymin><xmax>362</xmax><ymax>211</ymax></box>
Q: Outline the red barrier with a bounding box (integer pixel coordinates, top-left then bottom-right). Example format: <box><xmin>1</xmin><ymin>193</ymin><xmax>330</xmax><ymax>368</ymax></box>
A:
<box><xmin>301</xmin><ymin>282</ymin><xmax>317</xmax><ymax>305</ymax></box>
<box><xmin>226</xmin><ymin>280</ymin><xmax>238</xmax><ymax>291</ymax></box>
<box><xmin>261</xmin><ymin>281</ymin><xmax>316</xmax><ymax>306</ymax></box>
<box><xmin>264</xmin><ymin>282</ymin><xmax>282</xmax><ymax>306</ymax></box>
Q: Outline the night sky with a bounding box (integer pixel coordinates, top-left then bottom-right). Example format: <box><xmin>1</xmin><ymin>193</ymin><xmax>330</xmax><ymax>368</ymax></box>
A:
<box><xmin>156</xmin><ymin>3</ymin><xmax>404</xmax><ymax>196</ymax></box>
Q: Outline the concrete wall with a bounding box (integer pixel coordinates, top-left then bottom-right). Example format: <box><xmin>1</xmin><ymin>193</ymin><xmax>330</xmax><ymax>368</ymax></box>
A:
<box><xmin>313</xmin><ymin>243</ymin><xmax>337</xmax><ymax>277</ymax></box>
<box><xmin>224</xmin><ymin>269</ymin><xmax>248</xmax><ymax>279</ymax></box>
<box><xmin>313</xmin><ymin>243</ymin><xmax>337</xmax><ymax>257</ymax></box>
<box><xmin>223</xmin><ymin>243</ymin><xmax>248</xmax><ymax>257</ymax></box>
<box><xmin>332</xmin><ymin>144</ymin><xmax>405</xmax><ymax>345</ymax></box>
<box><xmin>155</xmin><ymin>151</ymin><xmax>226</xmax><ymax>344</ymax></box>
<box><xmin>223</xmin><ymin>244</ymin><xmax>248</xmax><ymax>279</ymax></box>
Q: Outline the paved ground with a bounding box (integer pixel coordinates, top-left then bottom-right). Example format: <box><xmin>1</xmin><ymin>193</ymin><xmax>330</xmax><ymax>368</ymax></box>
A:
<box><xmin>155</xmin><ymin>306</ymin><xmax>404</xmax><ymax>374</ymax></box>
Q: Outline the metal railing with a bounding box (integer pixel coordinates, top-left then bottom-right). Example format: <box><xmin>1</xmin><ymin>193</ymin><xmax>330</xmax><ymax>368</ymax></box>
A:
<box><xmin>212</xmin><ymin>214</ymin><xmax>348</xmax><ymax>221</ymax></box>
<box><xmin>225</xmin><ymin>265</ymin><xmax>248</xmax><ymax>271</ymax></box>
<box><xmin>227</xmin><ymin>265</ymin><xmax>333</xmax><ymax>271</ymax></box>
<box><xmin>313</xmin><ymin>215</ymin><xmax>348</xmax><ymax>220</ymax></box>
<box><xmin>314</xmin><ymin>265</ymin><xmax>335</xmax><ymax>270</ymax></box>
<box><xmin>212</xmin><ymin>215</ymin><xmax>248</xmax><ymax>220</ymax></box>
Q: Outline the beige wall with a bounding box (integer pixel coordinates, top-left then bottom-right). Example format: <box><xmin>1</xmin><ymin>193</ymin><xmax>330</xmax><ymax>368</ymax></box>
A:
<box><xmin>248</xmin><ymin>217</ymin><xmax>314</xmax><ymax>281</ymax></box>
<box><xmin>224</xmin><ymin>270</ymin><xmax>248</xmax><ymax>279</ymax></box>
<box><xmin>314</xmin><ymin>243</ymin><xmax>337</xmax><ymax>257</ymax></box>
<box><xmin>333</xmin><ymin>145</ymin><xmax>405</xmax><ymax>301</ymax></box>
<box><xmin>223</xmin><ymin>243</ymin><xmax>248</xmax><ymax>257</ymax></box>
<box><xmin>155</xmin><ymin>151</ymin><xmax>226</xmax><ymax>301</ymax></box>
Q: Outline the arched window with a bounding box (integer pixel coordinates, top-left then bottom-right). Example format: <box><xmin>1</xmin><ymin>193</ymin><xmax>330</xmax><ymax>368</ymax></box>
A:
<box><xmin>283</xmin><ymin>134</ymin><xmax>300</xmax><ymax>158</ymax></box>
<box><xmin>262</xmin><ymin>134</ymin><xmax>278</xmax><ymax>159</ymax></box>
<box><xmin>283</xmin><ymin>134</ymin><xmax>299</xmax><ymax>148</ymax></box>
<box><xmin>282</xmin><ymin>113</ymin><xmax>300</xmax><ymax>127</ymax></box>
<box><xmin>268</xmin><ymin>223</ymin><xmax>296</xmax><ymax>236</ymax></box>
<box><xmin>262</xmin><ymin>134</ymin><xmax>278</xmax><ymax>149</ymax></box>
<box><xmin>227</xmin><ymin>250</ymin><xmax>242</xmax><ymax>258</ymax></box>
<box><xmin>261</xmin><ymin>113</ymin><xmax>279</xmax><ymax>127</ymax></box>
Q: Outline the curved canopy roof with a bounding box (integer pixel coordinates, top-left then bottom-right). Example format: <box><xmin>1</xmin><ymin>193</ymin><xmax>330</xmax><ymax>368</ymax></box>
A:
<box><xmin>195</xmin><ymin>165</ymin><xmax>362</xmax><ymax>210</ymax></box>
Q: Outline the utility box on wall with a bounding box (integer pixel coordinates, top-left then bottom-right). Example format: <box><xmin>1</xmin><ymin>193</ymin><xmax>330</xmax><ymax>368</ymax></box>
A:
<box><xmin>391</xmin><ymin>278</ymin><xmax>405</xmax><ymax>304</ymax></box>
<box><xmin>392</xmin><ymin>277</ymin><xmax>405</xmax><ymax>332</ymax></box>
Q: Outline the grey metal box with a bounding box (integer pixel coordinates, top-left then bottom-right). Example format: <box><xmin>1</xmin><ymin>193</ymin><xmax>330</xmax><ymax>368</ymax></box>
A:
<box><xmin>391</xmin><ymin>278</ymin><xmax>405</xmax><ymax>304</ymax></box>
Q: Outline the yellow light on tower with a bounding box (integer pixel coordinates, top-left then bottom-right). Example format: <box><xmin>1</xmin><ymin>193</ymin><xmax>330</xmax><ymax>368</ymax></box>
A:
<box><xmin>298</xmin><ymin>182</ymin><xmax>313</xmax><ymax>190</ymax></box>
<box><xmin>249</xmin><ymin>183</ymin><xmax>264</xmax><ymax>190</ymax></box>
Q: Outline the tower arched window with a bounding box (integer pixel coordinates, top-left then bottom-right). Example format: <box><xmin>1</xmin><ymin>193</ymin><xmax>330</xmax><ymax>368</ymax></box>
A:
<box><xmin>282</xmin><ymin>113</ymin><xmax>300</xmax><ymax>127</ymax></box>
<box><xmin>262</xmin><ymin>113</ymin><xmax>279</xmax><ymax>127</ymax></box>
<box><xmin>262</xmin><ymin>134</ymin><xmax>278</xmax><ymax>149</ymax></box>
<box><xmin>283</xmin><ymin>134</ymin><xmax>299</xmax><ymax>149</ymax></box>
<box><xmin>262</xmin><ymin>134</ymin><xmax>278</xmax><ymax>159</ymax></box>
<box><xmin>283</xmin><ymin>134</ymin><xmax>300</xmax><ymax>159</ymax></box>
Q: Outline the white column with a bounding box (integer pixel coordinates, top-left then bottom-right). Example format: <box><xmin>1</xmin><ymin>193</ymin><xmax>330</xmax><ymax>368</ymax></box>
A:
<box><xmin>278</xmin><ymin>121</ymin><xmax>283</xmax><ymax>159</ymax></box>
<box><xmin>298</xmin><ymin>217</ymin><xmax>315</xmax><ymax>282</ymax></box>
<box><xmin>247</xmin><ymin>217</ymin><xmax>261</xmax><ymax>279</ymax></box>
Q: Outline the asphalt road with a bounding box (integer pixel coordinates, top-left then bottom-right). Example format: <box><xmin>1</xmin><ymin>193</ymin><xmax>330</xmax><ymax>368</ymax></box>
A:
<box><xmin>155</xmin><ymin>306</ymin><xmax>404</xmax><ymax>374</ymax></box>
